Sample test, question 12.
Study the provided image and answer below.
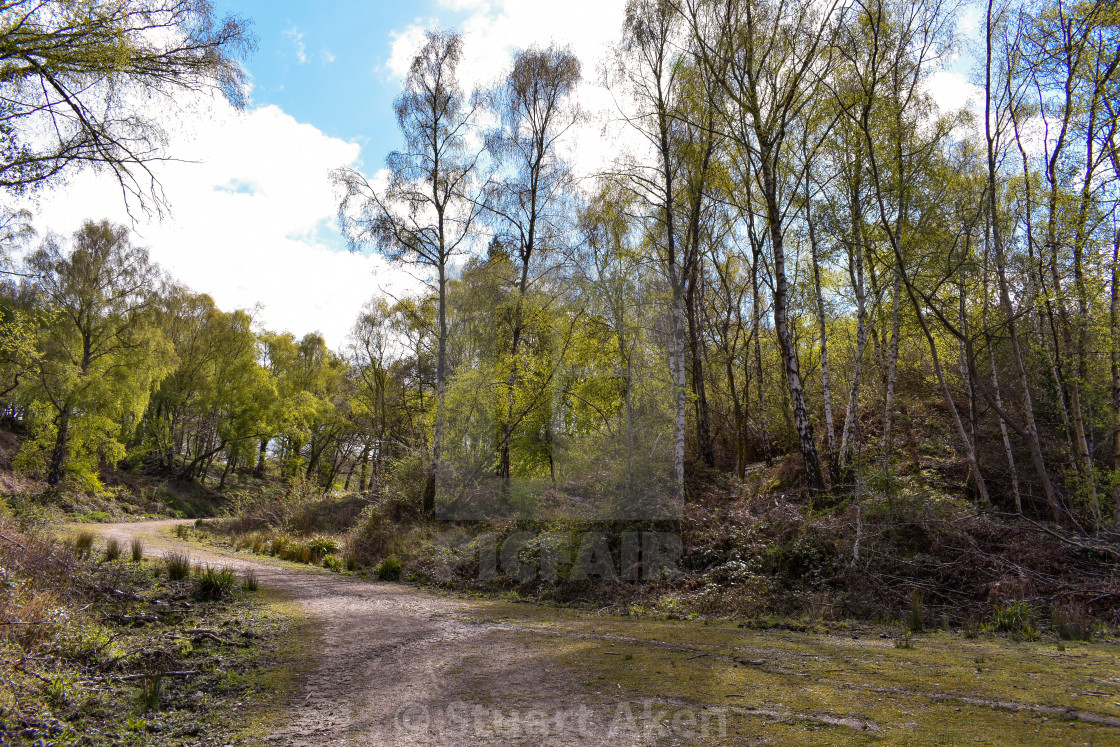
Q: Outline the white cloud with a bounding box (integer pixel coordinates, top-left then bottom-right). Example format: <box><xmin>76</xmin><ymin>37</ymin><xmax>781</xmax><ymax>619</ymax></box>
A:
<box><xmin>283</xmin><ymin>25</ymin><xmax>308</xmax><ymax>64</ymax></box>
<box><xmin>320</xmin><ymin>48</ymin><xmax>336</xmax><ymax>64</ymax></box>
<box><xmin>382</xmin><ymin>0</ymin><xmax>629</xmax><ymax>181</ymax></box>
<box><xmin>386</xmin><ymin>21</ymin><xmax>435</xmax><ymax>80</ymax></box>
<box><xmin>927</xmin><ymin>70</ymin><xmax>982</xmax><ymax>115</ymax></box>
<box><xmin>24</xmin><ymin>97</ymin><xmax>415</xmax><ymax>348</ymax></box>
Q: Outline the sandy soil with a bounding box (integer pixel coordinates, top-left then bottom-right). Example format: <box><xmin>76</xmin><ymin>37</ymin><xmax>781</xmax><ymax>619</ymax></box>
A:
<box><xmin>86</xmin><ymin>520</ymin><xmax>678</xmax><ymax>746</ymax></box>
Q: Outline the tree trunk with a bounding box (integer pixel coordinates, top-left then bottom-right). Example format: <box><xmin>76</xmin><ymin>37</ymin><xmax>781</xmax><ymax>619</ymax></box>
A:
<box><xmin>46</xmin><ymin>406</ymin><xmax>71</xmax><ymax>486</ymax></box>
<box><xmin>807</xmin><ymin>185</ymin><xmax>836</xmax><ymax>480</ymax></box>
<box><xmin>686</xmin><ymin>272</ymin><xmax>714</xmax><ymax>468</ymax></box>
<box><xmin>254</xmin><ymin>438</ymin><xmax>267</xmax><ymax>478</ymax></box>
<box><xmin>984</xmin><ymin>3</ymin><xmax>1061</xmax><ymax>519</ymax></box>
<box><xmin>759</xmin><ymin>149</ymin><xmax>823</xmax><ymax>493</ymax></box>
<box><xmin>425</xmin><ymin>258</ymin><xmax>447</xmax><ymax>517</ymax></box>
<box><xmin>839</xmin><ymin>160</ymin><xmax>869</xmax><ymax>480</ymax></box>
<box><xmin>880</xmin><ymin>269</ymin><xmax>901</xmax><ymax>476</ymax></box>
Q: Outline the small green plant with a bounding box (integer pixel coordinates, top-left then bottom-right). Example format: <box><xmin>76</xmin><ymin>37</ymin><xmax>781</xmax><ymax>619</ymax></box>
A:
<box><xmin>241</xmin><ymin>568</ymin><xmax>258</xmax><ymax>592</ymax></box>
<box><xmin>963</xmin><ymin>616</ymin><xmax>980</xmax><ymax>639</ymax></box>
<box><xmin>308</xmin><ymin>535</ymin><xmax>340</xmax><ymax>557</ymax></box>
<box><xmin>73</xmin><ymin>530</ymin><xmax>95</xmax><ymax>559</ymax></box>
<box><xmin>908</xmin><ymin>588</ymin><xmax>924</xmax><ymax>634</ymax></box>
<box><xmin>377</xmin><ymin>556</ymin><xmax>402</xmax><ymax>581</ymax></box>
<box><xmin>173</xmin><ymin>524</ymin><xmax>190</xmax><ymax>540</ymax></box>
<box><xmin>193</xmin><ymin>565</ymin><xmax>237</xmax><ymax>600</ymax></box>
<box><xmin>39</xmin><ymin>674</ymin><xmax>70</xmax><ymax>708</ymax></box>
<box><xmin>250</xmin><ymin>534</ymin><xmax>265</xmax><ymax>554</ymax></box>
<box><xmin>165</xmin><ymin>551</ymin><xmax>191</xmax><ymax>580</ymax></box>
<box><xmin>991</xmin><ymin>601</ymin><xmax>1038</xmax><ymax>640</ymax></box>
<box><xmin>1052</xmin><ymin>603</ymin><xmax>1093</xmax><ymax>642</ymax></box>
<box><xmin>130</xmin><ymin>537</ymin><xmax>144</xmax><ymax>562</ymax></box>
<box><xmin>894</xmin><ymin>633</ymin><xmax>914</xmax><ymax>649</ymax></box>
<box><xmin>102</xmin><ymin>537</ymin><xmax>121</xmax><ymax>562</ymax></box>
<box><xmin>344</xmin><ymin>550</ymin><xmax>357</xmax><ymax>572</ymax></box>
<box><xmin>323</xmin><ymin>553</ymin><xmax>343</xmax><ymax>571</ymax></box>
<box><xmin>138</xmin><ymin>673</ymin><xmax>162</xmax><ymax>711</ymax></box>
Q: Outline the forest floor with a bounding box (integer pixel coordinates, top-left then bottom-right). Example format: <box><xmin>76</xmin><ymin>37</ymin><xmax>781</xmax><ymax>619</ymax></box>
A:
<box><xmin>78</xmin><ymin>519</ymin><xmax>1120</xmax><ymax>746</ymax></box>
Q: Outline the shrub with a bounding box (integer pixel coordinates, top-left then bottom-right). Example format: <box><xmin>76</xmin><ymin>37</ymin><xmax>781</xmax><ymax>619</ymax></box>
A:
<box><xmin>102</xmin><ymin>538</ymin><xmax>121</xmax><ymax>562</ymax></box>
<box><xmin>73</xmin><ymin>531</ymin><xmax>95</xmax><ymax>559</ymax></box>
<box><xmin>173</xmin><ymin>524</ymin><xmax>190</xmax><ymax>540</ymax></box>
<box><xmin>165</xmin><ymin>551</ymin><xmax>191</xmax><ymax>580</ymax></box>
<box><xmin>308</xmin><ymin>535</ymin><xmax>340</xmax><ymax>558</ymax></box>
<box><xmin>1052</xmin><ymin>603</ymin><xmax>1092</xmax><ymax>641</ymax></box>
<box><xmin>344</xmin><ymin>550</ymin><xmax>357</xmax><ymax>572</ymax></box>
<box><xmin>193</xmin><ymin>565</ymin><xmax>237</xmax><ymax>600</ymax></box>
<box><xmin>130</xmin><ymin>538</ymin><xmax>144</xmax><ymax>562</ymax></box>
<box><xmin>241</xmin><ymin>568</ymin><xmax>258</xmax><ymax>592</ymax></box>
<box><xmin>377</xmin><ymin>556</ymin><xmax>402</xmax><ymax>581</ymax></box>
<box><xmin>991</xmin><ymin>601</ymin><xmax>1038</xmax><ymax>640</ymax></box>
<box><xmin>250</xmin><ymin>534</ymin><xmax>266</xmax><ymax>554</ymax></box>
<box><xmin>322</xmin><ymin>554</ymin><xmax>343</xmax><ymax>571</ymax></box>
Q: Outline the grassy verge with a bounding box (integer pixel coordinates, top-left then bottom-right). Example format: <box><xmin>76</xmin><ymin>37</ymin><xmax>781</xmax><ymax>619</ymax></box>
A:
<box><xmin>0</xmin><ymin>521</ymin><xmax>310</xmax><ymax>745</ymax></box>
<box><xmin>456</xmin><ymin>602</ymin><xmax>1120</xmax><ymax>745</ymax></box>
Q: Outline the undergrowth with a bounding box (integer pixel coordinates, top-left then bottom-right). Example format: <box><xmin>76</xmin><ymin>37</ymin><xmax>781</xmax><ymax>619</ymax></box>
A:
<box><xmin>0</xmin><ymin>518</ymin><xmax>292</xmax><ymax>745</ymax></box>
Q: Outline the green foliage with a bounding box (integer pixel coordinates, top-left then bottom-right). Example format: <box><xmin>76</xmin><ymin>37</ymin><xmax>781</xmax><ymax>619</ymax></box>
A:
<box><xmin>130</xmin><ymin>538</ymin><xmax>143</xmax><ymax>562</ymax></box>
<box><xmin>193</xmin><ymin>565</ymin><xmax>237</xmax><ymax>600</ymax></box>
<box><xmin>102</xmin><ymin>538</ymin><xmax>121</xmax><ymax>562</ymax></box>
<box><xmin>322</xmin><ymin>553</ymin><xmax>343</xmax><ymax>571</ymax></box>
<box><xmin>376</xmin><ymin>556</ymin><xmax>402</xmax><ymax>581</ymax></box>
<box><xmin>241</xmin><ymin>568</ymin><xmax>258</xmax><ymax>592</ymax></box>
<box><xmin>991</xmin><ymin>602</ymin><xmax>1039</xmax><ymax>640</ymax></box>
<box><xmin>308</xmin><ymin>535</ymin><xmax>340</xmax><ymax>557</ymax></box>
<box><xmin>14</xmin><ymin>221</ymin><xmax>173</xmax><ymax>489</ymax></box>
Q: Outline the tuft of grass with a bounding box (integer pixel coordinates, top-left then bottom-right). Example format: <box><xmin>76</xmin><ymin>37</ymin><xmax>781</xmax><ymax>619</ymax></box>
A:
<box><xmin>322</xmin><ymin>553</ymin><xmax>343</xmax><ymax>571</ymax></box>
<box><xmin>344</xmin><ymin>550</ymin><xmax>357</xmax><ymax>572</ymax></box>
<box><xmin>173</xmin><ymin>524</ymin><xmax>190</xmax><ymax>540</ymax></box>
<box><xmin>269</xmin><ymin>536</ymin><xmax>288</xmax><ymax>557</ymax></box>
<box><xmin>165</xmin><ymin>551</ymin><xmax>191</xmax><ymax>580</ymax></box>
<box><xmin>73</xmin><ymin>530</ymin><xmax>95</xmax><ymax>559</ymax></box>
<box><xmin>376</xmin><ymin>556</ymin><xmax>401</xmax><ymax>581</ymax></box>
<box><xmin>908</xmin><ymin>588</ymin><xmax>924</xmax><ymax>633</ymax></box>
<box><xmin>1052</xmin><ymin>603</ymin><xmax>1092</xmax><ymax>641</ymax></box>
<box><xmin>102</xmin><ymin>537</ymin><xmax>121</xmax><ymax>562</ymax></box>
<box><xmin>130</xmin><ymin>537</ymin><xmax>144</xmax><ymax>563</ymax></box>
<box><xmin>138</xmin><ymin>672</ymin><xmax>162</xmax><ymax>711</ymax></box>
<box><xmin>308</xmin><ymin>535</ymin><xmax>340</xmax><ymax>557</ymax></box>
<box><xmin>193</xmin><ymin>565</ymin><xmax>237</xmax><ymax>600</ymax></box>
<box><xmin>241</xmin><ymin>568</ymin><xmax>259</xmax><ymax>592</ymax></box>
<box><xmin>991</xmin><ymin>601</ymin><xmax>1038</xmax><ymax>640</ymax></box>
<box><xmin>894</xmin><ymin>632</ymin><xmax>914</xmax><ymax>649</ymax></box>
<box><xmin>250</xmin><ymin>534</ymin><xmax>266</xmax><ymax>554</ymax></box>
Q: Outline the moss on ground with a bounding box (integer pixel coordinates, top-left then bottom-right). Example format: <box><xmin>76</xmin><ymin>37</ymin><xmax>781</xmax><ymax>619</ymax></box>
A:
<box><xmin>456</xmin><ymin>602</ymin><xmax>1120</xmax><ymax>745</ymax></box>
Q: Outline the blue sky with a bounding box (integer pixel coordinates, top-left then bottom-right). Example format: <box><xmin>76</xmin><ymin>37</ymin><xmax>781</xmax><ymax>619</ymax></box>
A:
<box><xmin>213</xmin><ymin>1</ymin><xmax>437</xmax><ymax>158</ymax></box>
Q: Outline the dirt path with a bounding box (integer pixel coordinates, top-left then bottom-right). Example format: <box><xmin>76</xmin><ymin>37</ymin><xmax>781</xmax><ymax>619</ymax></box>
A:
<box><xmin>86</xmin><ymin>520</ymin><xmax>678</xmax><ymax>746</ymax></box>
<box><xmin>84</xmin><ymin>521</ymin><xmax>1120</xmax><ymax>746</ymax></box>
